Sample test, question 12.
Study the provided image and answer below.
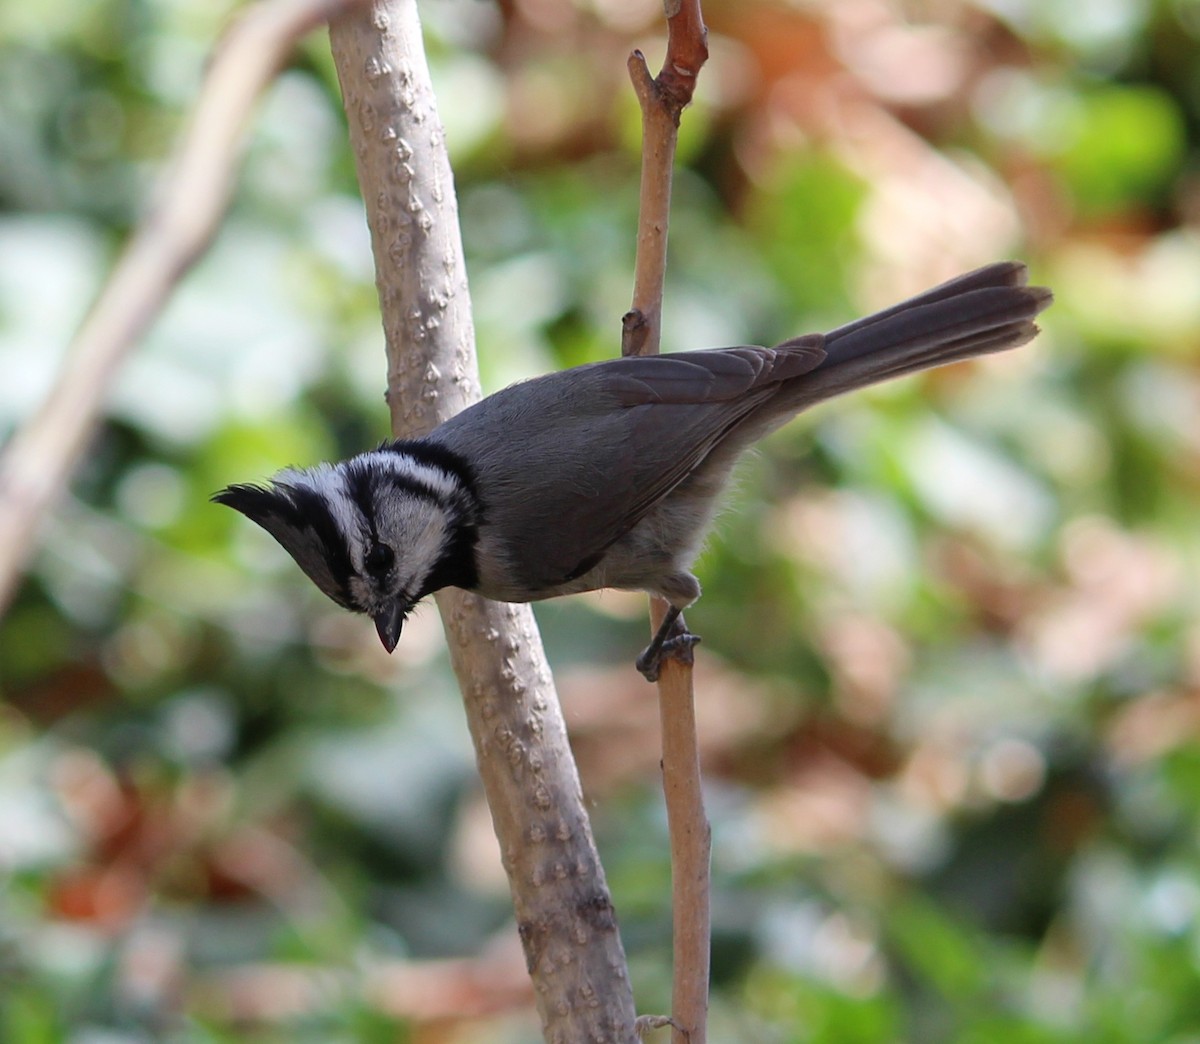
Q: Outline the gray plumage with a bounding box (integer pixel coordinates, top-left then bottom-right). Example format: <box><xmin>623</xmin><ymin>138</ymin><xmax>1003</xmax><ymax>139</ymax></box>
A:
<box><xmin>214</xmin><ymin>261</ymin><xmax>1051</xmax><ymax>669</ymax></box>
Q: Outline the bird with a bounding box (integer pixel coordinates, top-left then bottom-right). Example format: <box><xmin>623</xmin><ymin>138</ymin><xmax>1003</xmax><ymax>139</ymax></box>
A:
<box><xmin>214</xmin><ymin>261</ymin><xmax>1051</xmax><ymax>680</ymax></box>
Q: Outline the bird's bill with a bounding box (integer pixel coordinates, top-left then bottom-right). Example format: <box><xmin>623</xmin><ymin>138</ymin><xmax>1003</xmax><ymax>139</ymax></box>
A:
<box><xmin>373</xmin><ymin>601</ymin><xmax>405</xmax><ymax>653</ymax></box>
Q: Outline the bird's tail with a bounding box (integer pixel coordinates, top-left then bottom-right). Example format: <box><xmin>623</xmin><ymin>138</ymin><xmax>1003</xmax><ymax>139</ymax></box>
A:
<box><xmin>774</xmin><ymin>261</ymin><xmax>1052</xmax><ymax>412</ymax></box>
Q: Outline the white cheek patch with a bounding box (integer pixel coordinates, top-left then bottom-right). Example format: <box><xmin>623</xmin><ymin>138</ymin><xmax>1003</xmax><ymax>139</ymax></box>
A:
<box><xmin>392</xmin><ymin>500</ymin><xmax>451</xmax><ymax>597</ymax></box>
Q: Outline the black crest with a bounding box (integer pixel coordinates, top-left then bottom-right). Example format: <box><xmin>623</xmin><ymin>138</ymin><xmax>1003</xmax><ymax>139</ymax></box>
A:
<box><xmin>212</xmin><ymin>483</ymin><xmax>359</xmax><ymax>610</ymax></box>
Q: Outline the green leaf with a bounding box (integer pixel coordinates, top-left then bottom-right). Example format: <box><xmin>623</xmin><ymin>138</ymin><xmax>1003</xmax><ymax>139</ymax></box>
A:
<box><xmin>1050</xmin><ymin>85</ymin><xmax>1185</xmax><ymax>218</ymax></box>
<box><xmin>885</xmin><ymin>895</ymin><xmax>990</xmax><ymax>1001</ymax></box>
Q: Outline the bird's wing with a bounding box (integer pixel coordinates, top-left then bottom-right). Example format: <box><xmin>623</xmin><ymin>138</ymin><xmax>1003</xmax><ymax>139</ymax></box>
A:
<box><xmin>430</xmin><ymin>340</ymin><xmax>825</xmax><ymax>591</ymax></box>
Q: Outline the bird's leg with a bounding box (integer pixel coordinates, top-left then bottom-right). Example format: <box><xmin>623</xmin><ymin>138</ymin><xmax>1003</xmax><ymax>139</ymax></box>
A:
<box><xmin>636</xmin><ymin>605</ymin><xmax>701</xmax><ymax>682</ymax></box>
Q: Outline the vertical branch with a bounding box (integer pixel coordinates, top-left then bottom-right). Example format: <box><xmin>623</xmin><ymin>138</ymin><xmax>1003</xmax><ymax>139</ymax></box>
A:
<box><xmin>622</xmin><ymin>51</ymin><xmax>675</xmax><ymax>359</ymax></box>
<box><xmin>621</xmin><ymin>0</ymin><xmax>710</xmax><ymax>360</ymax></box>
<box><xmin>327</xmin><ymin>2</ymin><xmax>639</xmax><ymax>1041</ymax></box>
<box><xmin>623</xmin><ymin>4</ymin><xmax>711</xmax><ymax>1043</ymax></box>
<box><xmin>655</xmin><ymin>619</ymin><xmax>711</xmax><ymax>1044</ymax></box>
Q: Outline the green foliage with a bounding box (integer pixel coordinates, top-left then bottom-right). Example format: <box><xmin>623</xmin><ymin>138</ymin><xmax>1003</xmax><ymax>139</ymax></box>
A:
<box><xmin>886</xmin><ymin>895</ymin><xmax>993</xmax><ymax>1003</ymax></box>
<box><xmin>747</xmin><ymin>152</ymin><xmax>865</xmax><ymax>322</ymax></box>
<box><xmin>1048</xmin><ymin>85</ymin><xmax>1185</xmax><ymax>219</ymax></box>
<box><xmin>3</xmin><ymin>990</ymin><xmax>63</xmax><ymax>1044</ymax></box>
<box><xmin>744</xmin><ymin>966</ymin><xmax>903</xmax><ymax>1043</ymax></box>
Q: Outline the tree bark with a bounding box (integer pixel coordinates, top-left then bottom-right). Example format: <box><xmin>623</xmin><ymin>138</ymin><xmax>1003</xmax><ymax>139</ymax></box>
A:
<box><xmin>327</xmin><ymin>4</ymin><xmax>638</xmax><ymax>1040</ymax></box>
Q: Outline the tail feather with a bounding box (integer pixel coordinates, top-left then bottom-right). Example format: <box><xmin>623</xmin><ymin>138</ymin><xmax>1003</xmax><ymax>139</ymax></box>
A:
<box><xmin>775</xmin><ymin>262</ymin><xmax>1051</xmax><ymax>411</ymax></box>
<box><xmin>824</xmin><ymin>260</ymin><xmax>1033</xmax><ymax>347</ymax></box>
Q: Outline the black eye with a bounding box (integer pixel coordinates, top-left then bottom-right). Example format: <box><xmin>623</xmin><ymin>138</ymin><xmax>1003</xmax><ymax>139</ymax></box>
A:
<box><xmin>365</xmin><ymin>543</ymin><xmax>394</xmax><ymax>577</ymax></box>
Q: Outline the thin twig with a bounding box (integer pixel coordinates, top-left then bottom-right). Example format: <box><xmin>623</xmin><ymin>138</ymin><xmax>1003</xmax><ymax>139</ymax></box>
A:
<box><xmin>0</xmin><ymin>0</ymin><xmax>370</xmax><ymax>617</ymax></box>
<box><xmin>623</xmin><ymin>3</ymin><xmax>711</xmax><ymax>1042</ymax></box>
<box><xmin>328</xmin><ymin>1</ymin><xmax>639</xmax><ymax>1040</ymax></box>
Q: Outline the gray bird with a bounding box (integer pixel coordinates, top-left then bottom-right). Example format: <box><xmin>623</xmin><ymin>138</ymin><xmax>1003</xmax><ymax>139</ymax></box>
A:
<box><xmin>214</xmin><ymin>261</ymin><xmax>1051</xmax><ymax>679</ymax></box>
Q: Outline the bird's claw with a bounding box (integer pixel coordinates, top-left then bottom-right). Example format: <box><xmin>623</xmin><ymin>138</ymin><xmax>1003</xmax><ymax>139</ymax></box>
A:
<box><xmin>636</xmin><ymin>631</ymin><xmax>700</xmax><ymax>682</ymax></box>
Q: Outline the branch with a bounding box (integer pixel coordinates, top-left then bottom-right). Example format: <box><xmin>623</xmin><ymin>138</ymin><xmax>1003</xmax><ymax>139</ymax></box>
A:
<box><xmin>657</xmin><ymin>0</ymin><xmax>710</xmax><ymax>113</ymax></box>
<box><xmin>621</xmin><ymin>0</ymin><xmax>708</xmax><ymax>360</ymax></box>
<box><xmin>0</xmin><ymin>0</ymin><xmax>369</xmax><ymax>617</ymax></box>
<box><xmin>326</xmin><ymin>3</ymin><xmax>638</xmax><ymax>1040</ymax></box>
<box><xmin>623</xmin><ymin>3</ymin><xmax>711</xmax><ymax>1042</ymax></box>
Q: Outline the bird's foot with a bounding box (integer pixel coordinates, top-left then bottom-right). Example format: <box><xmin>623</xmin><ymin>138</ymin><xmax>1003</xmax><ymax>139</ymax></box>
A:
<box><xmin>636</xmin><ymin>610</ymin><xmax>701</xmax><ymax>682</ymax></box>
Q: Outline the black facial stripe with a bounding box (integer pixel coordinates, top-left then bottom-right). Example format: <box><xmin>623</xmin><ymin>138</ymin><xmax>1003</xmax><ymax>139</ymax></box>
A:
<box><xmin>342</xmin><ymin>460</ymin><xmax>380</xmax><ymax>541</ymax></box>
<box><xmin>380</xmin><ymin>438</ymin><xmax>480</xmax><ymax>509</ymax></box>
<box><xmin>214</xmin><ymin>482</ymin><xmax>359</xmax><ymax>609</ymax></box>
<box><xmin>385</xmin><ymin>474</ymin><xmax>459</xmax><ymax>510</ymax></box>
<box><xmin>417</xmin><ymin>518</ymin><xmax>480</xmax><ymax>599</ymax></box>
<box><xmin>283</xmin><ymin>484</ymin><xmax>358</xmax><ymax>605</ymax></box>
<box><xmin>352</xmin><ymin>452</ymin><xmax>460</xmax><ymax>517</ymax></box>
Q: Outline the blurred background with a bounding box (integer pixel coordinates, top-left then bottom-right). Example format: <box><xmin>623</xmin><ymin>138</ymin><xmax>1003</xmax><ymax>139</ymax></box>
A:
<box><xmin>2</xmin><ymin>0</ymin><xmax>1199</xmax><ymax>1040</ymax></box>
